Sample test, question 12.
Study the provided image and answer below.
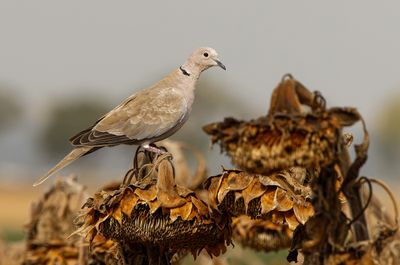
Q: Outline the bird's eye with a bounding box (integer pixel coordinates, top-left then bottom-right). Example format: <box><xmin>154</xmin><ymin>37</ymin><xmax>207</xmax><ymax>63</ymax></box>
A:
<box><xmin>203</xmin><ymin>52</ymin><xmax>209</xmax><ymax>57</ymax></box>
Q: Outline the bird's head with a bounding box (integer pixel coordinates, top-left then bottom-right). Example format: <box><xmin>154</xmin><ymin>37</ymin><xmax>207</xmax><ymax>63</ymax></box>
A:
<box><xmin>188</xmin><ymin>47</ymin><xmax>226</xmax><ymax>72</ymax></box>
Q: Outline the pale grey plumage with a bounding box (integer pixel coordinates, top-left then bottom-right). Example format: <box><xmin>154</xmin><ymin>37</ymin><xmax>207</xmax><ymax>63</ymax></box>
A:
<box><xmin>94</xmin><ymin>87</ymin><xmax>188</xmax><ymax>141</ymax></box>
<box><xmin>33</xmin><ymin>47</ymin><xmax>225</xmax><ymax>186</ymax></box>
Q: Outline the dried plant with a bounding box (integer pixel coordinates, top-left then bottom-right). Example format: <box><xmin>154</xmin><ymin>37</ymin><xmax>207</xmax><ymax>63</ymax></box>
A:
<box><xmin>203</xmin><ymin>75</ymin><xmax>360</xmax><ymax>176</ymax></box>
<box><xmin>76</xmin><ymin>149</ymin><xmax>231</xmax><ymax>265</ymax></box>
<box><xmin>205</xmin><ymin>168</ymin><xmax>314</xmax><ymax>224</ymax></box>
<box><xmin>22</xmin><ymin>176</ymin><xmax>87</xmax><ymax>265</ymax></box>
<box><xmin>204</xmin><ymin>74</ymin><xmax>399</xmax><ymax>264</ymax></box>
<box><xmin>4</xmin><ymin>74</ymin><xmax>399</xmax><ymax>265</ymax></box>
<box><xmin>0</xmin><ymin>241</ymin><xmax>25</xmax><ymax>265</ymax></box>
<box><xmin>232</xmin><ymin>215</ymin><xmax>292</xmax><ymax>252</ymax></box>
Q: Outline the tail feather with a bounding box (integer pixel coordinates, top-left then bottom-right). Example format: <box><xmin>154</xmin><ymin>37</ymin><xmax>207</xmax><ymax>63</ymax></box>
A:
<box><xmin>33</xmin><ymin>146</ymin><xmax>93</xmax><ymax>187</ymax></box>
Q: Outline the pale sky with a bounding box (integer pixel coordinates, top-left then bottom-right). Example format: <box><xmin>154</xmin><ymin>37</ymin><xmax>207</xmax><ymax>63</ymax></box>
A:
<box><xmin>0</xmin><ymin>1</ymin><xmax>399</xmax><ymax>182</ymax></box>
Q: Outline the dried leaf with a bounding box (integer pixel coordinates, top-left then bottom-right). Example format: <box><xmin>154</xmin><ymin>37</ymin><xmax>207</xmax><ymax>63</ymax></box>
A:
<box><xmin>111</xmin><ymin>206</ymin><xmax>122</xmax><ymax>223</ymax></box>
<box><xmin>329</xmin><ymin>107</ymin><xmax>361</xmax><ymax>127</ymax></box>
<box><xmin>217</xmin><ymin>176</ymin><xmax>231</xmax><ymax>204</ymax></box>
<box><xmin>191</xmin><ymin>196</ymin><xmax>209</xmax><ymax>216</ymax></box>
<box><xmin>177</xmin><ymin>185</ymin><xmax>194</xmax><ymax>197</ymax></box>
<box><xmin>157</xmin><ymin>160</ymin><xmax>186</xmax><ymax>208</ymax></box>
<box><xmin>157</xmin><ymin>159</ymin><xmax>177</xmax><ymax>193</ymax></box>
<box><xmin>261</xmin><ymin>188</ymin><xmax>278</xmax><ymax>214</ymax></box>
<box><xmin>293</xmin><ymin>201</ymin><xmax>314</xmax><ymax>225</ymax></box>
<box><xmin>285</xmin><ymin>211</ymin><xmax>300</xmax><ymax>231</ymax></box>
<box><xmin>242</xmin><ymin>178</ymin><xmax>266</xmax><ymax>206</ymax></box>
<box><xmin>157</xmin><ymin>190</ymin><xmax>187</xmax><ymax>208</ymax></box>
<box><xmin>134</xmin><ymin>185</ymin><xmax>157</xmax><ymax>202</ymax></box>
<box><xmin>227</xmin><ymin>171</ymin><xmax>253</xmax><ymax>190</ymax></box>
<box><xmin>170</xmin><ymin>201</ymin><xmax>193</xmax><ymax>222</ymax></box>
<box><xmin>275</xmin><ymin>188</ymin><xmax>294</xmax><ymax>211</ymax></box>
<box><xmin>148</xmin><ymin>199</ymin><xmax>161</xmax><ymax>214</ymax></box>
<box><xmin>120</xmin><ymin>190</ymin><xmax>139</xmax><ymax>217</ymax></box>
<box><xmin>259</xmin><ymin>174</ymin><xmax>284</xmax><ymax>188</ymax></box>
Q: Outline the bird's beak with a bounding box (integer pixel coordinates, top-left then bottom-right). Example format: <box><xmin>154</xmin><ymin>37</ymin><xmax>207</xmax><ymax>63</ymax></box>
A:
<box><xmin>214</xmin><ymin>59</ymin><xmax>226</xmax><ymax>70</ymax></box>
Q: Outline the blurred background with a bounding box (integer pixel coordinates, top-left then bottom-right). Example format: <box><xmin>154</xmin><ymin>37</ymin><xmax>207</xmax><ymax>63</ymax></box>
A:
<box><xmin>1</xmin><ymin>1</ymin><xmax>400</xmax><ymax>264</ymax></box>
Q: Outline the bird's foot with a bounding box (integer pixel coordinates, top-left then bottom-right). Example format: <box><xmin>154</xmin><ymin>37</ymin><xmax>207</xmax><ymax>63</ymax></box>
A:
<box><xmin>142</xmin><ymin>144</ymin><xmax>167</xmax><ymax>155</ymax></box>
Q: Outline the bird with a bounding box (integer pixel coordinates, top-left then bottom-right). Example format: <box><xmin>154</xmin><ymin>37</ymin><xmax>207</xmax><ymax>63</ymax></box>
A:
<box><xmin>33</xmin><ymin>47</ymin><xmax>226</xmax><ymax>186</ymax></box>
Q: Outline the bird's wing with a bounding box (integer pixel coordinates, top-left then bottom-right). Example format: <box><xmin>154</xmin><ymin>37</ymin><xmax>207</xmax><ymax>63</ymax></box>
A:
<box><xmin>70</xmin><ymin>87</ymin><xmax>188</xmax><ymax>147</ymax></box>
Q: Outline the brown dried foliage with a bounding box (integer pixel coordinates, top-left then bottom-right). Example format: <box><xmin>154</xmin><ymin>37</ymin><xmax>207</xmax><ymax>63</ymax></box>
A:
<box><xmin>4</xmin><ymin>75</ymin><xmax>399</xmax><ymax>265</ymax></box>
<box><xmin>204</xmin><ymin>168</ymin><xmax>314</xmax><ymax>235</ymax></box>
<box><xmin>232</xmin><ymin>215</ymin><xmax>292</xmax><ymax>252</ymax></box>
<box><xmin>0</xmin><ymin>241</ymin><xmax>25</xmax><ymax>265</ymax></box>
<box><xmin>22</xmin><ymin>177</ymin><xmax>87</xmax><ymax>265</ymax></box>
<box><xmin>203</xmin><ymin>74</ymin><xmax>400</xmax><ymax>264</ymax></box>
<box><xmin>76</xmin><ymin>154</ymin><xmax>231</xmax><ymax>264</ymax></box>
<box><xmin>203</xmin><ymin>75</ymin><xmax>361</xmax><ymax>175</ymax></box>
<box><xmin>203</xmin><ymin>108</ymin><xmax>363</xmax><ymax>176</ymax></box>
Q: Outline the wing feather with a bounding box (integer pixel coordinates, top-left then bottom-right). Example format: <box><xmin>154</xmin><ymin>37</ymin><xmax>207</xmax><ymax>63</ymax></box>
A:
<box><xmin>69</xmin><ymin>87</ymin><xmax>188</xmax><ymax>147</ymax></box>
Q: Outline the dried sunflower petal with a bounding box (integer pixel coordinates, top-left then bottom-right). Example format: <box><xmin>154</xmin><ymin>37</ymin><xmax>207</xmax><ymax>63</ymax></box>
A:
<box><xmin>293</xmin><ymin>201</ymin><xmax>315</xmax><ymax>225</ymax></box>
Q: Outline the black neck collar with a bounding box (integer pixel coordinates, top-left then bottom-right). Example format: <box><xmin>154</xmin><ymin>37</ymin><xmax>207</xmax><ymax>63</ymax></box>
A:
<box><xmin>179</xmin><ymin>66</ymin><xmax>190</xmax><ymax>76</ymax></box>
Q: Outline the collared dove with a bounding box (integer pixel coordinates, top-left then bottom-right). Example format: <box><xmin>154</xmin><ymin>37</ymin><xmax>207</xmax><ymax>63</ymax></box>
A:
<box><xmin>33</xmin><ymin>47</ymin><xmax>226</xmax><ymax>186</ymax></box>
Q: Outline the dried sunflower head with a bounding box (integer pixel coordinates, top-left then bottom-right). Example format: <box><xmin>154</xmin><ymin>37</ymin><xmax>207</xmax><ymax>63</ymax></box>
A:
<box><xmin>204</xmin><ymin>111</ymin><xmax>360</xmax><ymax>175</ymax></box>
<box><xmin>23</xmin><ymin>176</ymin><xmax>87</xmax><ymax>265</ymax></box>
<box><xmin>232</xmin><ymin>215</ymin><xmax>292</xmax><ymax>252</ymax></box>
<box><xmin>203</xmin><ymin>75</ymin><xmax>363</xmax><ymax>175</ymax></box>
<box><xmin>220</xmin><ymin>166</ymin><xmax>347</xmax><ymax>253</ymax></box>
<box><xmin>76</xmin><ymin>155</ymin><xmax>231</xmax><ymax>262</ymax></box>
<box><xmin>204</xmin><ymin>168</ymin><xmax>315</xmax><ymax>231</ymax></box>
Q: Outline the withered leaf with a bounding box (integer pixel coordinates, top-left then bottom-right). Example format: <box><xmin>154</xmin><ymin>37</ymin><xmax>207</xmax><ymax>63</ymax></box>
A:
<box><xmin>191</xmin><ymin>196</ymin><xmax>209</xmax><ymax>216</ymax></box>
<box><xmin>111</xmin><ymin>207</ymin><xmax>122</xmax><ymax>224</ymax></box>
<box><xmin>241</xmin><ymin>178</ymin><xmax>266</xmax><ymax>206</ymax></box>
<box><xmin>217</xmin><ymin>175</ymin><xmax>231</xmax><ymax>204</ymax></box>
<box><xmin>157</xmin><ymin>159</ymin><xmax>176</xmax><ymax>193</ymax></box>
<box><xmin>176</xmin><ymin>185</ymin><xmax>194</xmax><ymax>197</ymax></box>
<box><xmin>293</xmin><ymin>201</ymin><xmax>314</xmax><ymax>225</ymax></box>
<box><xmin>284</xmin><ymin>211</ymin><xmax>300</xmax><ymax>231</ymax></box>
<box><xmin>227</xmin><ymin>171</ymin><xmax>254</xmax><ymax>190</ymax></box>
<box><xmin>261</xmin><ymin>188</ymin><xmax>278</xmax><ymax>214</ymax></box>
<box><xmin>120</xmin><ymin>190</ymin><xmax>139</xmax><ymax>216</ymax></box>
<box><xmin>275</xmin><ymin>188</ymin><xmax>294</xmax><ymax>212</ymax></box>
<box><xmin>203</xmin><ymin>177</ymin><xmax>219</xmax><ymax>210</ymax></box>
<box><xmin>156</xmin><ymin>160</ymin><xmax>186</xmax><ymax>208</ymax></box>
<box><xmin>170</xmin><ymin>201</ymin><xmax>193</xmax><ymax>222</ymax></box>
<box><xmin>134</xmin><ymin>184</ymin><xmax>157</xmax><ymax>202</ymax></box>
<box><xmin>157</xmin><ymin>190</ymin><xmax>186</xmax><ymax>208</ymax></box>
<box><xmin>329</xmin><ymin>107</ymin><xmax>361</xmax><ymax>127</ymax></box>
<box><xmin>148</xmin><ymin>199</ymin><xmax>161</xmax><ymax>214</ymax></box>
<box><xmin>259</xmin><ymin>174</ymin><xmax>284</xmax><ymax>188</ymax></box>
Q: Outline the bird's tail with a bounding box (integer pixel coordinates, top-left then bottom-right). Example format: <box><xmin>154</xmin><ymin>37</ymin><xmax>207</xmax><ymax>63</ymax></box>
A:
<box><xmin>33</xmin><ymin>146</ymin><xmax>93</xmax><ymax>187</ymax></box>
